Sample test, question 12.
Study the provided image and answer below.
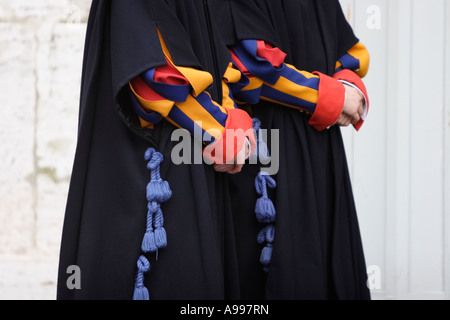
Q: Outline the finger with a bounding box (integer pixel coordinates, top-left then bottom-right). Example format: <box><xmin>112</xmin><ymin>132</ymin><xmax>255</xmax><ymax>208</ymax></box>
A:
<box><xmin>337</xmin><ymin>114</ymin><xmax>351</xmax><ymax>126</ymax></box>
<box><xmin>342</xmin><ymin>116</ymin><xmax>352</xmax><ymax>127</ymax></box>
<box><xmin>335</xmin><ymin>115</ymin><xmax>346</xmax><ymax>126</ymax></box>
<box><xmin>351</xmin><ymin>112</ymin><xmax>361</xmax><ymax>124</ymax></box>
<box><xmin>213</xmin><ymin>166</ymin><xmax>227</xmax><ymax>172</ymax></box>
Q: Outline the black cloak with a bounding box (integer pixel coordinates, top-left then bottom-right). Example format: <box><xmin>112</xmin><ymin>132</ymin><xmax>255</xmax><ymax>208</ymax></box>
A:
<box><xmin>211</xmin><ymin>0</ymin><xmax>372</xmax><ymax>299</ymax></box>
<box><xmin>57</xmin><ymin>0</ymin><xmax>243</xmax><ymax>300</ymax></box>
<box><xmin>57</xmin><ymin>0</ymin><xmax>370</xmax><ymax>301</ymax></box>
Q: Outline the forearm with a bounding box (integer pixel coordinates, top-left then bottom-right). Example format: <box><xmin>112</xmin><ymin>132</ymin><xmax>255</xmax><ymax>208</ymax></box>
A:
<box><xmin>129</xmin><ymin>58</ymin><xmax>255</xmax><ymax>163</ymax></box>
<box><xmin>335</xmin><ymin>42</ymin><xmax>370</xmax><ymax>78</ymax></box>
<box><xmin>230</xmin><ymin>40</ymin><xmax>346</xmax><ymax>131</ymax></box>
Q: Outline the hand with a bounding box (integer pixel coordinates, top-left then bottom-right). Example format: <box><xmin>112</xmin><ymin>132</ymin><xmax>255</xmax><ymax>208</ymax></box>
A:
<box><xmin>213</xmin><ymin>139</ymin><xmax>250</xmax><ymax>174</ymax></box>
<box><xmin>335</xmin><ymin>84</ymin><xmax>364</xmax><ymax>127</ymax></box>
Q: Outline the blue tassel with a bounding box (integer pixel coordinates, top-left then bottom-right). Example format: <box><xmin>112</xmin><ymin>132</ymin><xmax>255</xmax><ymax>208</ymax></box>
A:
<box><xmin>132</xmin><ymin>148</ymin><xmax>173</xmax><ymax>300</ymax></box>
<box><xmin>133</xmin><ymin>255</ymin><xmax>151</xmax><ymax>300</ymax></box>
<box><xmin>258</xmin><ymin>225</ymin><xmax>275</xmax><ymax>271</ymax></box>
<box><xmin>257</xmin><ymin>229</ymin><xmax>266</xmax><ymax>245</ymax></box>
<box><xmin>145</xmin><ymin>149</ymin><xmax>172</xmax><ymax>203</ymax></box>
<box><xmin>260</xmin><ymin>244</ymin><xmax>273</xmax><ymax>266</ymax></box>
<box><xmin>133</xmin><ymin>281</ymin><xmax>150</xmax><ymax>301</ymax></box>
<box><xmin>257</xmin><ymin>225</ymin><xmax>275</xmax><ymax>244</ymax></box>
<box><xmin>254</xmin><ymin>172</ymin><xmax>277</xmax><ymax>223</ymax></box>
<box><xmin>141</xmin><ymin>204</ymin><xmax>167</xmax><ymax>252</ymax></box>
<box><xmin>141</xmin><ymin>202</ymin><xmax>157</xmax><ymax>253</ymax></box>
<box><xmin>153</xmin><ymin>205</ymin><xmax>167</xmax><ymax>249</ymax></box>
<box><xmin>154</xmin><ymin>227</ymin><xmax>167</xmax><ymax>249</ymax></box>
<box><xmin>255</xmin><ymin>172</ymin><xmax>277</xmax><ymax>198</ymax></box>
<box><xmin>146</xmin><ymin>179</ymin><xmax>172</xmax><ymax>203</ymax></box>
<box><xmin>255</xmin><ymin>197</ymin><xmax>276</xmax><ymax>223</ymax></box>
<box><xmin>142</xmin><ymin>232</ymin><xmax>157</xmax><ymax>253</ymax></box>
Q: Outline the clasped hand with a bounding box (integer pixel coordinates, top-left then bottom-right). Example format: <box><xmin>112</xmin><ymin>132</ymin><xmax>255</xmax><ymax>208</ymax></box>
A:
<box><xmin>335</xmin><ymin>84</ymin><xmax>365</xmax><ymax>127</ymax></box>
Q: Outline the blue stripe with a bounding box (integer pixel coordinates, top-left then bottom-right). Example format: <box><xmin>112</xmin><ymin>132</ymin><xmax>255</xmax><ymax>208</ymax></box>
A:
<box><xmin>233</xmin><ymin>42</ymin><xmax>283</xmax><ymax>85</ymax></box>
<box><xmin>193</xmin><ymin>92</ymin><xmax>228</xmax><ymax>128</ymax></box>
<box><xmin>228</xmin><ymin>74</ymin><xmax>250</xmax><ymax>96</ymax></box>
<box><xmin>281</xmin><ymin>66</ymin><xmax>320</xmax><ymax>91</ymax></box>
<box><xmin>141</xmin><ymin>69</ymin><xmax>190</xmax><ymax>103</ymax></box>
<box><xmin>129</xmin><ymin>90</ymin><xmax>163</xmax><ymax>124</ymax></box>
<box><xmin>234</xmin><ymin>87</ymin><xmax>263</xmax><ymax>105</ymax></box>
<box><xmin>240</xmin><ymin>39</ymin><xmax>259</xmax><ymax>59</ymax></box>
<box><xmin>167</xmin><ymin>105</ymin><xmax>215</xmax><ymax>144</ymax></box>
<box><xmin>261</xmin><ymin>86</ymin><xmax>317</xmax><ymax>113</ymax></box>
<box><xmin>339</xmin><ymin>54</ymin><xmax>360</xmax><ymax>71</ymax></box>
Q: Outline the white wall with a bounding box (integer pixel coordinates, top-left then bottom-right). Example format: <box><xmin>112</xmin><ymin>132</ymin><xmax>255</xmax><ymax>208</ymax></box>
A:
<box><xmin>340</xmin><ymin>0</ymin><xmax>450</xmax><ymax>300</ymax></box>
<box><xmin>0</xmin><ymin>0</ymin><xmax>90</xmax><ymax>299</ymax></box>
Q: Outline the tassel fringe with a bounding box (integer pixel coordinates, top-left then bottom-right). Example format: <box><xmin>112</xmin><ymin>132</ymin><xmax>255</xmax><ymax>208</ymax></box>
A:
<box><xmin>133</xmin><ymin>255</ymin><xmax>151</xmax><ymax>300</ymax></box>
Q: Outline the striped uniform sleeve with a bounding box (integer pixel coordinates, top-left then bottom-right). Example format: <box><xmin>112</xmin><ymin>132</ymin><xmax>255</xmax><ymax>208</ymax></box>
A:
<box><xmin>129</xmin><ymin>40</ymin><xmax>255</xmax><ymax>164</ymax></box>
<box><xmin>335</xmin><ymin>42</ymin><xmax>370</xmax><ymax>78</ymax></box>
<box><xmin>334</xmin><ymin>42</ymin><xmax>370</xmax><ymax>130</ymax></box>
<box><xmin>230</xmin><ymin>40</ymin><xmax>346</xmax><ymax>132</ymax></box>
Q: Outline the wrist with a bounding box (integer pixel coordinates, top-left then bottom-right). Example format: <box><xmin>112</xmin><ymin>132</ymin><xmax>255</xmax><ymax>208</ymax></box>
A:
<box><xmin>309</xmin><ymin>72</ymin><xmax>346</xmax><ymax>131</ymax></box>
<box><xmin>203</xmin><ymin>109</ymin><xmax>256</xmax><ymax>164</ymax></box>
<box><xmin>334</xmin><ymin>70</ymin><xmax>370</xmax><ymax>131</ymax></box>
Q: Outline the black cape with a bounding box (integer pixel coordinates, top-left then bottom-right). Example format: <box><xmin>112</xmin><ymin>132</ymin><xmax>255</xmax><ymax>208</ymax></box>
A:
<box><xmin>57</xmin><ymin>0</ymin><xmax>242</xmax><ymax>300</ymax></box>
<box><xmin>212</xmin><ymin>0</ymin><xmax>371</xmax><ymax>299</ymax></box>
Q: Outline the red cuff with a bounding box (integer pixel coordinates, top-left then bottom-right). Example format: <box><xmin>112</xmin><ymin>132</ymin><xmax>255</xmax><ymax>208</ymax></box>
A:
<box><xmin>309</xmin><ymin>72</ymin><xmax>346</xmax><ymax>132</ymax></box>
<box><xmin>333</xmin><ymin>69</ymin><xmax>370</xmax><ymax>131</ymax></box>
<box><xmin>203</xmin><ymin>109</ymin><xmax>256</xmax><ymax>164</ymax></box>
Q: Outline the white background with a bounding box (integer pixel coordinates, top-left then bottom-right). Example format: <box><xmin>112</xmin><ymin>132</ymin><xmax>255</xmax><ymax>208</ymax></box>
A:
<box><xmin>340</xmin><ymin>0</ymin><xmax>450</xmax><ymax>300</ymax></box>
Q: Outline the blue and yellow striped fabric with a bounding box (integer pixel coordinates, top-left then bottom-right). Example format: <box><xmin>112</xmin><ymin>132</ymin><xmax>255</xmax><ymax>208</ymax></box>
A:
<box><xmin>230</xmin><ymin>40</ymin><xmax>321</xmax><ymax>115</ymax></box>
<box><xmin>335</xmin><ymin>42</ymin><xmax>370</xmax><ymax>78</ymax></box>
<box><xmin>128</xmin><ymin>31</ymin><xmax>242</xmax><ymax>145</ymax></box>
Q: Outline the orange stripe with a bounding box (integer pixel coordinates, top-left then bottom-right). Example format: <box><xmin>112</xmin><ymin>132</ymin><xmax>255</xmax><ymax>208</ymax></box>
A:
<box><xmin>175</xmin><ymin>95</ymin><xmax>225</xmax><ymax>140</ymax></box>
<box><xmin>348</xmin><ymin>42</ymin><xmax>370</xmax><ymax>78</ymax></box>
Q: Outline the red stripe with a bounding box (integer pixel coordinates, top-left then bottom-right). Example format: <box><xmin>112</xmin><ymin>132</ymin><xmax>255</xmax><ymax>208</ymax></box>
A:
<box><xmin>230</xmin><ymin>48</ymin><xmax>252</xmax><ymax>77</ymax></box>
<box><xmin>153</xmin><ymin>57</ymin><xmax>189</xmax><ymax>85</ymax></box>
<box><xmin>256</xmin><ymin>40</ymin><xmax>286</xmax><ymax>68</ymax></box>
<box><xmin>130</xmin><ymin>76</ymin><xmax>165</xmax><ymax>101</ymax></box>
